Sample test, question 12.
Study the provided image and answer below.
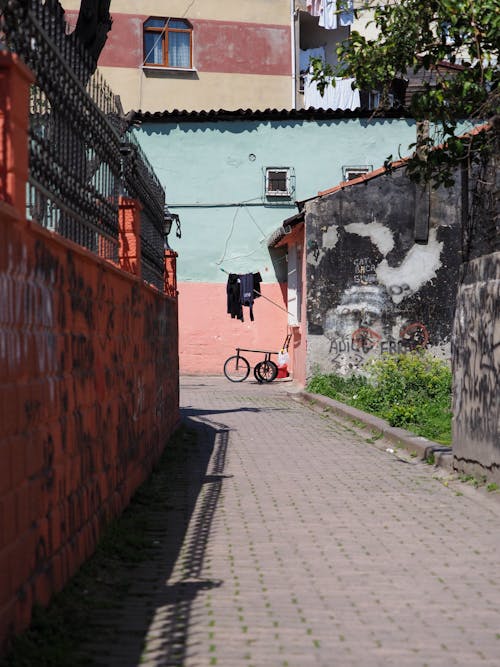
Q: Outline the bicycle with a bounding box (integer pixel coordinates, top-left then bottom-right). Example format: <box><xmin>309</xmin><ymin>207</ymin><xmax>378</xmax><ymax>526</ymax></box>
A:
<box><xmin>223</xmin><ymin>348</ymin><xmax>279</xmax><ymax>383</ymax></box>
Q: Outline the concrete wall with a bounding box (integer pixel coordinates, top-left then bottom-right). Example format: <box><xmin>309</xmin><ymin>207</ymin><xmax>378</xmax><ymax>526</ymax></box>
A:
<box><xmin>133</xmin><ymin>116</ymin><xmax>417</xmax><ymax>375</ymax></box>
<box><xmin>451</xmin><ymin>135</ymin><xmax>499</xmax><ymax>481</ymax></box>
<box><xmin>452</xmin><ymin>252</ymin><xmax>500</xmax><ymax>483</ymax></box>
<box><xmin>0</xmin><ymin>205</ymin><xmax>180</xmax><ymax>650</ymax></box>
<box><xmin>304</xmin><ymin>167</ymin><xmax>463</xmax><ymax>377</ymax></box>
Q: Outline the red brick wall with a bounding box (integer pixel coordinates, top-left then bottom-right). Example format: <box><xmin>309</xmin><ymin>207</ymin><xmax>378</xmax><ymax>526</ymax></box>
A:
<box><xmin>0</xmin><ymin>206</ymin><xmax>180</xmax><ymax>650</ymax></box>
<box><xmin>0</xmin><ymin>53</ymin><xmax>180</xmax><ymax>652</ymax></box>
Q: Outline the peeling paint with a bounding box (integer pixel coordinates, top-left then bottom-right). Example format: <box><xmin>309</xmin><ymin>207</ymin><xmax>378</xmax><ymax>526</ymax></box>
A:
<box><xmin>376</xmin><ymin>228</ymin><xmax>443</xmax><ymax>304</ymax></box>
<box><xmin>305</xmin><ymin>166</ymin><xmax>462</xmax><ymax>376</ymax></box>
<box><xmin>344</xmin><ymin>221</ymin><xmax>394</xmax><ymax>255</ymax></box>
<box><xmin>322</xmin><ymin>226</ymin><xmax>339</xmax><ymax>249</ymax></box>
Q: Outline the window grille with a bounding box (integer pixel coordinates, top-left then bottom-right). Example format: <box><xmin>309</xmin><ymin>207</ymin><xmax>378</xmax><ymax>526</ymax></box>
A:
<box><xmin>265</xmin><ymin>168</ymin><xmax>294</xmax><ymax>198</ymax></box>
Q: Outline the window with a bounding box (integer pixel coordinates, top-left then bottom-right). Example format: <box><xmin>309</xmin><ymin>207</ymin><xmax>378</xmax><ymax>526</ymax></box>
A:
<box><xmin>342</xmin><ymin>165</ymin><xmax>373</xmax><ymax>181</ymax></box>
<box><xmin>144</xmin><ymin>18</ymin><xmax>193</xmax><ymax>69</ymax></box>
<box><xmin>265</xmin><ymin>168</ymin><xmax>293</xmax><ymax>198</ymax></box>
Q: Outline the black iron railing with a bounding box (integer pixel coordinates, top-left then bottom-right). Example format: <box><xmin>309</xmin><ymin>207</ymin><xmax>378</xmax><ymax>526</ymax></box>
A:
<box><xmin>1</xmin><ymin>0</ymin><xmax>168</xmax><ymax>283</ymax></box>
<box><xmin>0</xmin><ymin>2</ymin><xmax>112</xmax><ymax>261</ymax></box>
<box><xmin>121</xmin><ymin>133</ymin><xmax>166</xmax><ymax>291</ymax></box>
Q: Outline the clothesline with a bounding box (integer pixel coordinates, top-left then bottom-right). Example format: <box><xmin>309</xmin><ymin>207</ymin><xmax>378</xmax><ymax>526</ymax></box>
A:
<box><xmin>220</xmin><ymin>268</ymin><xmax>294</xmax><ymax>317</ymax></box>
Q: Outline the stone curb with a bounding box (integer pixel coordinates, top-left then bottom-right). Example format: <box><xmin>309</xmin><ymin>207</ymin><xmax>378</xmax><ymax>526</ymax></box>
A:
<box><xmin>290</xmin><ymin>390</ymin><xmax>454</xmax><ymax>470</ymax></box>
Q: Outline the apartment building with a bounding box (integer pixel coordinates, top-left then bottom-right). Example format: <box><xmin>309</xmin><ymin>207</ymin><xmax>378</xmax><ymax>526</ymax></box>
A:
<box><xmin>61</xmin><ymin>1</ymin><xmax>377</xmax><ymax>112</ymax></box>
<box><xmin>61</xmin><ymin>0</ymin><xmax>294</xmax><ymax>112</ymax></box>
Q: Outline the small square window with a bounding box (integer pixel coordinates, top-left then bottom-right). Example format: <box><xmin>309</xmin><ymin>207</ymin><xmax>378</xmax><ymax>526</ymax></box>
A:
<box><xmin>342</xmin><ymin>165</ymin><xmax>373</xmax><ymax>181</ymax></box>
<box><xmin>265</xmin><ymin>168</ymin><xmax>293</xmax><ymax>198</ymax></box>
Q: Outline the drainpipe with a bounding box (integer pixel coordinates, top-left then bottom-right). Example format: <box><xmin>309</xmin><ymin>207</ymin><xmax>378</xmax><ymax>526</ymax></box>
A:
<box><xmin>290</xmin><ymin>0</ymin><xmax>297</xmax><ymax>109</ymax></box>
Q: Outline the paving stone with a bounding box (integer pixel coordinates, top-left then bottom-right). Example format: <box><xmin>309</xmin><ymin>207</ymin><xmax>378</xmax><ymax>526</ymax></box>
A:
<box><xmin>77</xmin><ymin>377</ymin><xmax>500</xmax><ymax>667</ymax></box>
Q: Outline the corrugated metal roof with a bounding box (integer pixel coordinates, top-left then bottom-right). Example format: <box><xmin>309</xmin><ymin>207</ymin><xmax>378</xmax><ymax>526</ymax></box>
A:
<box><xmin>133</xmin><ymin>107</ymin><xmax>412</xmax><ymax>123</ymax></box>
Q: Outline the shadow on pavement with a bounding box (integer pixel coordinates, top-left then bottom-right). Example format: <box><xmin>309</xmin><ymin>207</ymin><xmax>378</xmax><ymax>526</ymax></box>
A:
<box><xmin>83</xmin><ymin>411</ymin><xmax>230</xmax><ymax>667</ymax></box>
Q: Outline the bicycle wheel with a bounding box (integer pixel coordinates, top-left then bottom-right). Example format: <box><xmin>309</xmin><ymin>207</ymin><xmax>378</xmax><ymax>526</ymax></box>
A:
<box><xmin>223</xmin><ymin>355</ymin><xmax>250</xmax><ymax>382</ymax></box>
<box><xmin>254</xmin><ymin>360</ymin><xmax>278</xmax><ymax>383</ymax></box>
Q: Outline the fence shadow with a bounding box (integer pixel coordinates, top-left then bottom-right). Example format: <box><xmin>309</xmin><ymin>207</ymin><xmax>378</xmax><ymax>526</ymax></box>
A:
<box><xmin>81</xmin><ymin>411</ymin><xmax>230</xmax><ymax>667</ymax></box>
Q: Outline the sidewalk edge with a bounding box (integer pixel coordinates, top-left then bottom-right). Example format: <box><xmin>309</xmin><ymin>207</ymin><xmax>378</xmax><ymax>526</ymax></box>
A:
<box><xmin>291</xmin><ymin>390</ymin><xmax>454</xmax><ymax>470</ymax></box>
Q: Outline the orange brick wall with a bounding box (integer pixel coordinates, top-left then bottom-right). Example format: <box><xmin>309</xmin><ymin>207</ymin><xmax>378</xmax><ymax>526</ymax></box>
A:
<box><xmin>0</xmin><ymin>52</ymin><xmax>180</xmax><ymax>652</ymax></box>
<box><xmin>0</xmin><ymin>206</ymin><xmax>180</xmax><ymax>650</ymax></box>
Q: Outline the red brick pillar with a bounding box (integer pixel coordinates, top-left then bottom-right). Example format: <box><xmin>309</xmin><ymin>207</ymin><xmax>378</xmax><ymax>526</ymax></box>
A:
<box><xmin>164</xmin><ymin>249</ymin><xmax>178</xmax><ymax>297</ymax></box>
<box><xmin>118</xmin><ymin>196</ymin><xmax>142</xmax><ymax>277</ymax></box>
<box><xmin>0</xmin><ymin>52</ymin><xmax>34</xmax><ymax>215</ymax></box>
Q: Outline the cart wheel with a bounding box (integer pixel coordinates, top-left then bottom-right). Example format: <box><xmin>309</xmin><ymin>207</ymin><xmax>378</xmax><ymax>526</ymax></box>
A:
<box><xmin>254</xmin><ymin>360</ymin><xmax>278</xmax><ymax>383</ymax></box>
<box><xmin>223</xmin><ymin>355</ymin><xmax>250</xmax><ymax>382</ymax></box>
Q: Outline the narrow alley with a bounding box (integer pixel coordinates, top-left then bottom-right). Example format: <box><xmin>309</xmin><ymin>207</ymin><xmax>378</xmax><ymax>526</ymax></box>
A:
<box><xmin>73</xmin><ymin>376</ymin><xmax>500</xmax><ymax>667</ymax></box>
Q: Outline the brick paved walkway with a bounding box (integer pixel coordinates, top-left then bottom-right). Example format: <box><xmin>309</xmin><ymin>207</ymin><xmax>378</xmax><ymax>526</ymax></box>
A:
<box><xmin>96</xmin><ymin>377</ymin><xmax>500</xmax><ymax>667</ymax></box>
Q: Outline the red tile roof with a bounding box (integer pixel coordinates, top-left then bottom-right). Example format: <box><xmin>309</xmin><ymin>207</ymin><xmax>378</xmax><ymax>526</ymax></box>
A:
<box><xmin>316</xmin><ymin>122</ymin><xmax>491</xmax><ymax>199</ymax></box>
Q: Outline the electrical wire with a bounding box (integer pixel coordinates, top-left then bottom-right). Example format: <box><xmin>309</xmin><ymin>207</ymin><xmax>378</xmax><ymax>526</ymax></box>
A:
<box><xmin>244</xmin><ymin>205</ymin><xmax>266</xmax><ymax>236</ymax></box>
<box><xmin>216</xmin><ymin>205</ymin><xmax>241</xmax><ymax>266</ymax></box>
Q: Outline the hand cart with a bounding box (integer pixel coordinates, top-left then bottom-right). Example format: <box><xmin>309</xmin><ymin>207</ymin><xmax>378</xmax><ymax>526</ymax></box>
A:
<box><xmin>223</xmin><ymin>334</ymin><xmax>291</xmax><ymax>383</ymax></box>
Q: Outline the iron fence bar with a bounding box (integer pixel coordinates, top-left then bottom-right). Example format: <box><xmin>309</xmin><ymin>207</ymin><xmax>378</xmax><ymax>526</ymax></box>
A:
<box><xmin>1</xmin><ymin>0</ymin><xmax>122</xmax><ymax>255</ymax></box>
<box><xmin>1</xmin><ymin>0</ymin><xmax>167</xmax><ymax>275</ymax></box>
<box><xmin>27</xmin><ymin>178</ymin><xmax>119</xmax><ymax>247</ymax></box>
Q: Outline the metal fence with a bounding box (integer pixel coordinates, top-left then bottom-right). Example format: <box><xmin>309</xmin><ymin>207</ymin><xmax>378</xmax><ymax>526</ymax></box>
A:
<box><xmin>1</xmin><ymin>0</ymin><xmax>167</xmax><ymax>281</ymax></box>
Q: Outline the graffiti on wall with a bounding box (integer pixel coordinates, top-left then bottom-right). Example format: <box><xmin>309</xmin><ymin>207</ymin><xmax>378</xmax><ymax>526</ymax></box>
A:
<box><xmin>306</xmin><ymin>196</ymin><xmax>457</xmax><ymax>374</ymax></box>
<box><xmin>320</xmin><ymin>278</ymin><xmax>430</xmax><ymax>371</ymax></box>
<box><xmin>0</xmin><ymin>223</ymin><xmax>179</xmax><ymax>633</ymax></box>
<box><xmin>328</xmin><ymin>322</ymin><xmax>430</xmax><ymax>368</ymax></box>
<box><xmin>453</xmin><ymin>253</ymin><xmax>500</xmax><ymax>465</ymax></box>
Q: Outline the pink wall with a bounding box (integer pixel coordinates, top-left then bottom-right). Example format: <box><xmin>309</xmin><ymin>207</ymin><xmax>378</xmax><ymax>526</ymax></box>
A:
<box><xmin>178</xmin><ymin>282</ymin><xmax>290</xmax><ymax>375</ymax></box>
<box><xmin>193</xmin><ymin>20</ymin><xmax>291</xmax><ymax>75</ymax></box>
<box><xmin>64</xmin><ymin>11</ymin><xmax>291</xmax><ymax>75</ymax></box>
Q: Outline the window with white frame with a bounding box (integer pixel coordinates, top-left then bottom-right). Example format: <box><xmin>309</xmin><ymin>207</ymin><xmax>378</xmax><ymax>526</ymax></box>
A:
<box><xmin>342</xmin><ymin>165</ymin><xmax>373</xmax><ymax>181</ymax></box>
<box><xmin>143</xmin><ymin>18</ymin><xmax>193</xmax><ymax>69</ymax></box>
<box><xmin>265</xmin><ymin>168</ymin><xmax>293</xmax><ymax>198</ymax></box>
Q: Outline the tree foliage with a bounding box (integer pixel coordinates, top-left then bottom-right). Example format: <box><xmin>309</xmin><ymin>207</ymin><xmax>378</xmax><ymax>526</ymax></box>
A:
<box><xmin>310</xmin><ymin>0</ymin><xmax>499</xmax><ymax>186</ymax></box>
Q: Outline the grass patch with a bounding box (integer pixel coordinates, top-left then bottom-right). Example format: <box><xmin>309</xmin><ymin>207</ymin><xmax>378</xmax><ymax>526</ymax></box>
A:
<box><xmin>0</xmin><ymin>426</ymin><xmax>194</xmax><ymax>667</ymax></box>
<box><xmin>307</xmin><ymin>352</ymin><xmax>452</xmax><ymax>445</ymax></box>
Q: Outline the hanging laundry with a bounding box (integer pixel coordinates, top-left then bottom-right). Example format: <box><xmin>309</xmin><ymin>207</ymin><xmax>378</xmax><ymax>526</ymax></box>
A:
<box><xmin>226</xmin><ymin>273</ymin><xmax>243</xmax><ymax>321</ymax></box>
<box><xmin>306</xmin><ymin>0</ymin><xmax>354</xmax><ymax>29</ymax></box>
<box><xmin>239</xmin><ymin>273</ymin><xmax>255</xmax><ymax>321</ymax></box>
<box><xmin>306</xmin><ymin>0</ymin><xmax>322</xmax><ymax>17</ymax></box>
<box><xmin>319</xmin><ymin>0</ymin><xmax>337</xmax><ymax>30</ymax></box>
<box><xmin>226</xmin><ymin>272</ymin><xmax>263</xmax><ymax>322</ymax></box>
<box><xmin>299</xmin><ymin>46</ymin><xmax>326</xmax><ymax>73</ymax></box>
<box><xmin>339</xmin><ymin>0</ymin><xmax>354</xmax><ymax>26</ymax></box>
<box><xmin>303</xmin><ymin>74</ymin><xmax>360</xmax><ymax>110</ymax></box>
<box><xmin>253</xmin><ymin>272</ymin><xmax>263</xmax><ymax>299</ymax></box>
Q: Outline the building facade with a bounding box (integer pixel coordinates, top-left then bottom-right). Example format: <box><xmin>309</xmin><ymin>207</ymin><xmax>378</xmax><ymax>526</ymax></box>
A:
<box><xmin>269</xmin><ymin>163</ymin><xmax>464</xmax><ymax>384</ymax></box>
<box><xmin>58</xmin><ymin>2</ymin><xmax>420</xmax><ymax>381</ymax></box>
<box><xmin>61</xmin><ymin>0</ymin><xmax>295</xmax><ymax>112</ymax></box>
<box><xmin>61</xmin><ymin>1</ymin><xmax>380</xmax><ymax>113</ymax></box>
<box><xmin>132</xmin><ymin>109</ymin><xmax>417</xmax><ymax>375</ymax></box>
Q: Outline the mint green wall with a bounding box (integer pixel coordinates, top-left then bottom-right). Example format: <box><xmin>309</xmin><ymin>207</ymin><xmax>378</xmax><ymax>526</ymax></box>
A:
<box><xmin>135</xmin><ymin>118</ymin><xmax>416</xmax><ymax>282</ymax></box>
